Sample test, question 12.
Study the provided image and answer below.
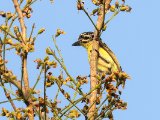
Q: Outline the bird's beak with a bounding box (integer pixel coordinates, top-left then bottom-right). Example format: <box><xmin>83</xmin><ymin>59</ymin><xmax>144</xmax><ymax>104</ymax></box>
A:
<box><xmin>72</xmin><ymin>41</ymin><xmax>81</xmax><ymax>46</ymax></box>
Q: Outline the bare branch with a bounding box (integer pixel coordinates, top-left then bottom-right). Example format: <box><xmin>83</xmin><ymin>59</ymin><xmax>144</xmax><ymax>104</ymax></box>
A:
<box><xmin>88</xmin><ymin>0</ymin><xmax>112</xmax><ymax>119</ymax></box>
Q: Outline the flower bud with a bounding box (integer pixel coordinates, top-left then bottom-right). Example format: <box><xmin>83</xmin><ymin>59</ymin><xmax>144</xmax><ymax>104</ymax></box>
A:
<box><xmin>120</xmin><ymin>5</ymin><xmax>127</xmax><ymax>11</ymax></box>
<box><xmin>38</xmin><ymin>28</ymin><xmax>45</xmax><ymax>34</ymax></box>
<box><xmin>46</xmin><ymin>48</ymin><xmax>53</xmax><ymax>55</ymax></box>
<box><xmin>110</xmin><ymin>5</ymin><xmax>116</xmax><ymax>12</ymax></box>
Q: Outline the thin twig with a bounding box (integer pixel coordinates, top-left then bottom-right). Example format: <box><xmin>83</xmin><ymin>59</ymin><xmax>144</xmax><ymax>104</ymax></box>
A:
<box><xmin>0</xmin><ymin>98</ymin><xmax>22</xmax><ymax>104</ymax></box>
<box><xmin>12</xmin><ymin>0</ymin><xmax>30</xmax><ymax>99</ymax></box>
<box><xmin>32</xmin><ymin>67</ymin><xmax>43</xmax><ymax>90</ymax></box>
<box><xmin>49</xmin><ymin>47</ymin><xmax>84</xmax><ymax>96</ymax></box>
<box><xmin>95</xmin><ymin>100</ymin><xmax>116</xmax><ymax>120</ymax></box>
<box><xmin>105</xmin><ymin>10</ymin><xmax>119</xmax><ymax>25</ymax></box>
<box><xmin>54</xmin><ymin>88</ymin><xmax>60</xmax><ymax>102</ymax></box>
<box><xmin>0</xmin><ymin>19</ymin><xmax>17</xmax><ymax>111</ymax></box>
<box><xmin>12</xmin><ymin>0</ymin><xmax>26</xmax><ymax>44</ymax></box>
<box><xmin>44</xmin><ymin>64</ymin><xmax>47</xmax><ymax>120</ymax></box>
<box><xmin>56</xmin><ymin>82</ymin><xmax>85</xmax><ymax>118</ymax></box>
<box><xmin>0</xmin><ymin>84</ymin><xmax>18</xmax><ymax>97</ymax></box>
<box><xmin>60</xmin><ymin>80</ymin><xmax>103</xmax><ymax>117</ymax></box>
<box><xmin>52</xmin><ymin>36</ymin><xmax>64</xmax><ymax>62</ymax></box>
<box><xmin>0</xmin><ymin>26</ymin><xmax>17</xmax><ymax>39</ymax></box>
<box><xmin>78</xmin><ymin>0</ymin><xmax>99</xmax><ymax>31</ymax></box>
<box><xmin>29</xmin><ymin>23</ymin><xmax>35</xmax><ymax>42</ymax></box>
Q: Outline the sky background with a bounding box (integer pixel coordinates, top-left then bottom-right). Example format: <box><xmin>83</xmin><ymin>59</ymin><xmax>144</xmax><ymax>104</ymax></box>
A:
<box><xmin>0</xmin><ymin>0</ymin><xmax>160</xmax><ymax>120</ymax></box>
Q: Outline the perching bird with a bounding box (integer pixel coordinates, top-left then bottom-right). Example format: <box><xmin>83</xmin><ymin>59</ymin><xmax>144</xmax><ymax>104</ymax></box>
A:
<box><xmin>72</xmin><ymin>32</ymin><xmax>122</xmax><ymax>74</ymax></box>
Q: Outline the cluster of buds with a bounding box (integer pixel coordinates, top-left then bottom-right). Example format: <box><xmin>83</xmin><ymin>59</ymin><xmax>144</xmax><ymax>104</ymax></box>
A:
<box><xmin>27</xmin><ymin>0</ymin><xmax>32</xmax><ymax>4</ymax></box>
<box><xmin>115</xmin><ymin>99</ymin><xmax>127</xmax><ymax>110</ymax></box>
<box><xmin>0</xmin><ymin>58</ymin><xmax>7</xmax><ymax>72</ymax></box>
<box><xmin>110</xmin><ymin>1</ymin><xmax>132</xmax><ymax>12</ymax></box>
<box><xmin>67</xmin><ymin>109</ymin><xmax>80</xmax><ymax>118</ymax></box>
<box><xmin>81</xmin><ymin>96</ymin><xmax>89</xmax><ymax>104</ymax></box>
<box><xmin>77</xmin><ymin>76</ymin><xmax>88</xmax><ymax>85</ymax></box>
<box><xmin>106</xmin><ymin>83</ymin><xmax>117</xmax><ymax>96</ymax></box>
<box><xmin>63</xmin><ymin>76</ymin><xmax>71</xmax><ymax>84</ymax></box>
<box><xmin>15</xmin><ymin>90</ymin><xmax>23</xmax><ymax>98</ymax></box>
<box><xmin>50</xmin><ymin>101</ymin><xmax>61</xmax><ymax>115</ymax></box>
<box><xmin>0</xmin><ymin>58</ymin><xmax>17</xmax><ymax>84</ymax></box>
<box><xmin>75</xmin><ymin>76</ymin><xmax>88</xmax><ymax>89</ymax></box>
<box><xmin>22</xmin><ymin>6</ymin><xmax>33</xmax><ymax>19</ymax></box>
<box><xmin>0</xmin><ymin>25</ymin><xmax>9</xmax><ymax>32</ymax></box>
<box><xmin>34</xmin><ymin>57</ymin><xmax>57</xmax><ymax>70</ymax></box>
<box><xmin>61</xmin><ymin>88</ymin><xmax>71</xmax><ymax>99</ymax></box>
<box><xmin>99</xmin><ymin>105</ymin><xmax>114</xmax><ymax>119</ymax></box>
<box><xmin>1</xmin><ymin>108</ymin><xmax>22</xmax><ymax>119</ymax></box>
<box><xmin>104</xmin><ymin>72</ymin><xmax>130</xmax><ymax>100</ymax></box>
<box><xmin>21</xmin><ymin>43</ymin><xmax>34</xmax><ymax>53</ymax></box>
<box><xmin>92</xmin><ymin>0</ymin><xmax>103</xmax><ymax>6</ymax></box>
<box><xmin>12</xmin><ymin>42</ymin><xmax>34</xmax><ymax>55</ymax></box>
<box><xmin>0</xmin><ymin>11</ymin><xmax>13</xmax><ymax>20</ymax></box>
<box><xmin>82</xmin><ymin>104</ymin><xmax>89</xmax><ymax>115</ymax></box>
<box><xmin>13</xmin><ymin>26</ymin><xmax>21</xmax><ymax>40</ymax></box>
<box><xmin>33</xmin><ymin>97</ymin><xmax>49</xmax><ymax>113</ymax></box>
<box><xmin>77</xmin><ymin>0</ymin><xmax>84</xmax><ymax>10</ymax></box>
<box><xmin>45</xmin><ymin>72</ymin><xmax>57</xmax><ymax>87</ymax></box>
<box><xmin>55</xmin><ymin>29</ymin><xmax>66</xmax><ymax>37</ymax></box>
<box><xmin>105</xmin><ymin>72</ymin><xmax>130</xmax><ymax>88</ymax></box>
<box><xmin>1</xmin><ymin>108</ymin><xmax>10</xmax><ymax>117</ymax></box>
<box><xmin>4</xmin><ymin>38</ymin><xmax>13</xmax><ymax>45</ymax></box>
<box><xmin>34</xmin><ymin>58</ymin><xmax>43</xmax><ymax>69</ymax></box>
<box><xmin>120</xmin><ymin>5</ymin><xmax>132</xmax><ymax>12</ymax></box>
<box><xmin>2</xmin><ymin>70</ymin><xmax>17</xmax><ymax>83</ymax></box>
<box><xmin>97</xmin><ymin>71</ymin><xmax>130</xmax><ymax>119</ymax></box>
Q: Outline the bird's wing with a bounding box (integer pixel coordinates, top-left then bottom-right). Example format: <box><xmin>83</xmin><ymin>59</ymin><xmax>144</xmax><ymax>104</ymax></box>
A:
<box><xmin>99</xmin><ymin>40</ymin><xmax>122</xmax><ymax>72</ymax></box>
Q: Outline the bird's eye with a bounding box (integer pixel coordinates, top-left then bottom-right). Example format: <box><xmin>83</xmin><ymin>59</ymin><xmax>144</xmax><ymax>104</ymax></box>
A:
<box><xmin>91</xmin><ymin>34</ymin><xmax>94</xmax><ymax>38</ymax></box>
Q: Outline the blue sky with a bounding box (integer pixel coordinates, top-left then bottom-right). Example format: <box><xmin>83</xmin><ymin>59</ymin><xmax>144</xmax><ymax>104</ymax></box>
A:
<box><xmin>0</xmin><ymin>0</ymin><xmax>160</xmax><ymax>120</ymax></box>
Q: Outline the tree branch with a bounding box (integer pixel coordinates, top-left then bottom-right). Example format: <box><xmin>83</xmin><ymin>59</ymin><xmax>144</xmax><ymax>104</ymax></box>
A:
<box><xmin>88</xmin><ymin>0</ymin><xmax>111</xmax><ymax>119</ymax></box>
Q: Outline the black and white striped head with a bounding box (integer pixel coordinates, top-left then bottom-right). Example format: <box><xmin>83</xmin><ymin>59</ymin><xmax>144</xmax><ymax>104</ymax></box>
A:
<box><xmin>72</xmin><ymin>32</ymin><xmax>94</xmax><ymax>47</ymax></box>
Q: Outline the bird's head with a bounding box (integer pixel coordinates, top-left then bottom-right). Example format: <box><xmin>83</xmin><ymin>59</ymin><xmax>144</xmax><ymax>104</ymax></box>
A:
<box><xmin>72</xmin><ymin>32</ymin><xmax>94</xmax><ymax>48</ymax></box>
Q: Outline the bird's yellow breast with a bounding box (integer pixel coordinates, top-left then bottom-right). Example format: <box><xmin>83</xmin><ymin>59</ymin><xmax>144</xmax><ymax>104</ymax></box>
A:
<box><xmin>85</xmin><ymin>43</ymin><xmax>120</xmax><ymax>74</ymax></box>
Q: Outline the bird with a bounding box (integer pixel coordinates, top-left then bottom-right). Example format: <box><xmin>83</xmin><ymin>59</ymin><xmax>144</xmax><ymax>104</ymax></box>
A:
<box><xmin>72</xmin><ymin>32</ymin><xmax>122</xmax><ymax>75</ymax></box>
